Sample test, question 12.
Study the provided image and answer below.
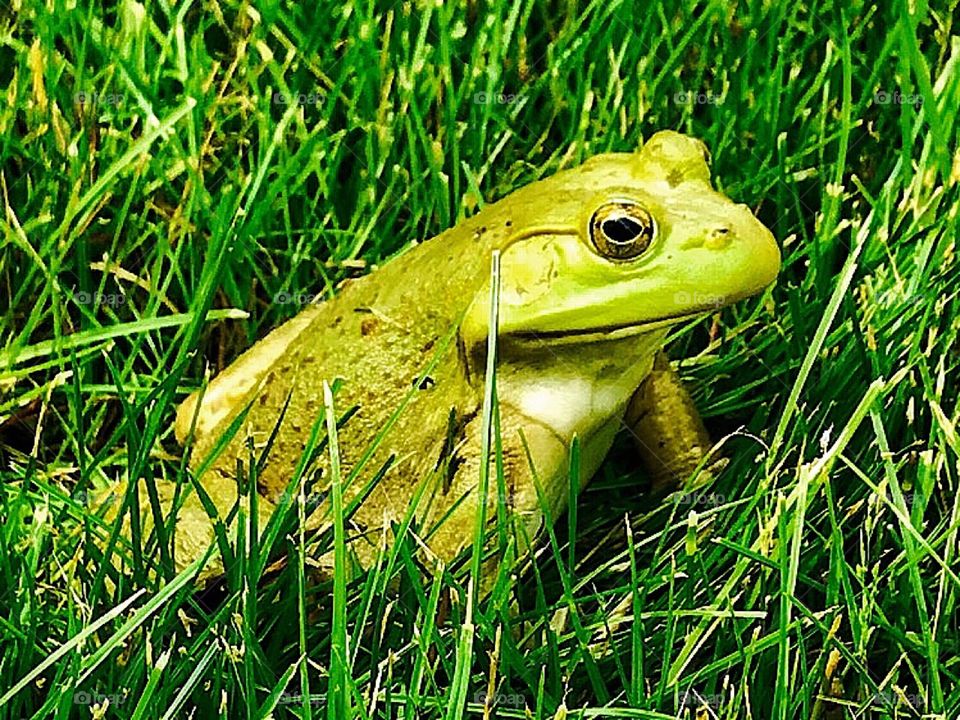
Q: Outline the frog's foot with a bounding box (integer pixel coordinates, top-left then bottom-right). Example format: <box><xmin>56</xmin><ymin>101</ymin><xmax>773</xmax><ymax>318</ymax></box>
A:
<box><xmin>624</xmin><ymin>352</ymin><xmax>724</xmax><ymax>492</ymax></box>
<box><xmin>90</xmin><ymin>474</ymin><xmax>277</xmax><ymax>586</ymax></box>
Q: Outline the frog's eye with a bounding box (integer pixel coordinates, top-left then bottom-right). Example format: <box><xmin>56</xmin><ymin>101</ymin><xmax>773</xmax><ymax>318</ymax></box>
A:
<box><xmin>589</xmin><ymin>201</ymin><xmax>656</xmax><ymax>261</ymax></box>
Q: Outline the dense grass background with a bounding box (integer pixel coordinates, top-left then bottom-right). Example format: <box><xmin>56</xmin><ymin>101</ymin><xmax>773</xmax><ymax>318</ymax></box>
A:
<box><xmin>1</xmin><ymin>0</ymin><xmax>959</xmax><ymax>717</ymax></box>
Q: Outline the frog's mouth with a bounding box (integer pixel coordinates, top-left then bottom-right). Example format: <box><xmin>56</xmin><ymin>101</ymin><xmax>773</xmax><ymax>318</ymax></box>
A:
<box><xmin>514</xmin><ymin>310</ymin><xmax>710</xmax><ymax>345</ymax></box>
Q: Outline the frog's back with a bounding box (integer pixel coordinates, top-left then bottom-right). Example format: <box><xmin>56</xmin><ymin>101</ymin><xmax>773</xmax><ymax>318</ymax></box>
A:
<box><xmin>176</xmin><ymin>221</ymin><xmax>499</xmax><ymax>514</ymax></box>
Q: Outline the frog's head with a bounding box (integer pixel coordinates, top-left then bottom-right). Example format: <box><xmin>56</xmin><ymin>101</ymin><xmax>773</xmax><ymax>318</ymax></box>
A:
<box><xmin>461</xmin><ymin>131</ymin><xmax>780</xmax><ymax>351</ymax></box>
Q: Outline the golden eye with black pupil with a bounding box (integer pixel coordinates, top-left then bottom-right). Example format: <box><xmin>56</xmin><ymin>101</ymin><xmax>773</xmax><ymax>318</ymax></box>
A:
<box><xmin>589</xmin><ymin>201</ymin><xmax>656</xmax><ymax>260</ymax></box>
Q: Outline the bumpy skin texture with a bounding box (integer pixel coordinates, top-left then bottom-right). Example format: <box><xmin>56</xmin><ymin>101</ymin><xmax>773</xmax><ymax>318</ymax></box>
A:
<box><xmin>103</xmin><ymin>131</ymin><xmax>780</xmax><ymax>582</ymax></box>
<box><xmin>176</xmin><ymin>245</ymin><xmax>489</xmax><ymax>574</ymax></box>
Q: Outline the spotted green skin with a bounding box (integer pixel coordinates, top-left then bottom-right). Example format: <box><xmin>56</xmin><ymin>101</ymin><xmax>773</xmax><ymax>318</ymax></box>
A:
<box><xmin>102</xmin><ymin>131</ymin><xmax>780</xmax><ymax>583</ymax></box>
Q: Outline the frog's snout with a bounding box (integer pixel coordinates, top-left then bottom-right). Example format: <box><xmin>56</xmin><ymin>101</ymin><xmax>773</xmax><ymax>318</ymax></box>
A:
<box><xmin>734</xmin><ymin>214</ymin><xmax>781</xmax><ymax>291</ymax></box>
<box><xmin>693</xmin><ymin>206</ymin><xmax>780</xmax><ymax>296</ymax></box>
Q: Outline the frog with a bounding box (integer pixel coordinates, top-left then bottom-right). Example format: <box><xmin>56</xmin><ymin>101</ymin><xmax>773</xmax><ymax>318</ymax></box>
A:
<box><xmin>97</xmin><ymin>130</ymin><xmax>780</xmax><ymax>585</ymax></box>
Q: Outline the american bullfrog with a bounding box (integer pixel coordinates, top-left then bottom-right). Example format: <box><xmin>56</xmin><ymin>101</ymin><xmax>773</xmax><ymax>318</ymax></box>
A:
<box><xmin>100</xmin><ymin>131</ymin><xmax>780</xmax><ymax>583</ymax></box>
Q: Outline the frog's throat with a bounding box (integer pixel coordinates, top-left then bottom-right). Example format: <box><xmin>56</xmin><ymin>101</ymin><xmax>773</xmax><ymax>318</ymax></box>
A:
<box><xmin>497</xmin><ymin>331</ymin><xmax>663</xmax><ymax>444</ymax></box>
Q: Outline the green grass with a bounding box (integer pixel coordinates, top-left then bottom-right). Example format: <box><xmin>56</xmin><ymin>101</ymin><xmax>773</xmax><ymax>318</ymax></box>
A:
<box><xmin>1</xmin><ymin>0</ymin><xmax>959</xmax><ymax>717</ymax></box>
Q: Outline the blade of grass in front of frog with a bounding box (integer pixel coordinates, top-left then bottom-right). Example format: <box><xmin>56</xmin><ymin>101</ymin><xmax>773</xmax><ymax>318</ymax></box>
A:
<box><xmin>239</xmin><ymin>443</ymin><xmax>257</xmax><ymax>593</ymax></box>
<box><xmin>468</xmin><ymin>251</ymin><xmax>500</xmax><ymax>593</ymax></box>
<box><xmin>626</xmin><ymin>519</ymin><xmax>644</xmax><ymax>705</ymax></box>
<box><xmin>171</xmin><ymin>430</ymin><xmax>283</xmax><ymax>591</ymax></box>
<box><xmin>355</xmin><ymin>463</ymin><xmax>454</xmax><ymax>683</ymax></box>
<box><xmin>323</xmin><ymin>379</ymin><xmax>352</xmax><ymax>720</ymax></box>
<box><xmin>300</xmin><ymin>455</ymin><xmax>398</xmax><ymax>577</ymax></box>
<box><xmin>255</xmin><ymin>380</ymin><xmax>351</xmax><ymax>490</ymax></box>
<box><xmin>518</xmin><ymin>429</ymin><xmax>611</xmax><ymax>704</ymax></box>
<box><xmin>185</xmin><ymin>378</ymin><xmax>264</xmax><ymax>481</ymax></box>
<box><xmin>249</xmin><ymin>388</ymin><xmax>323</xmax><ymax>584</ymax></box>
<box><xmin>254</xmin><ymin>384</ymin><xmax>370</xmax><ymax>579</ymax></box>
<box><xmin>154</xmin><ymin>372</ymin><xmax>225</xmax><ymax>582</ymax></box>
<box><xmin>487</xmin><ymin>384</ymin><xmax>520</xmax><ymax>609</ymax></box>
<box><xmin>566</xmin><ymin>435</ymin><xmax>580</xmax><ymax>581</ymax></box>
<box><xmin>260</xmin><ymin>296</ymin><xmax>471</xmax><ymax>580</ymax></box>
<box><xmin>230</xmin><ymin>381</ymin><xmax>344</xmax><ymax>587</ymax></box>
<box><xmin>295</xmin><ymin>529</ymin><xmax>313</xmax><ymax>720</ymax></box>
<box><xmin>244</xmin><ymin>307</ymin><xmax>472</xmax><ymax>636</ymax></box>
<box><xmin>419</xmin><ymin>481</ymin><xmax>485</xmax><ymax>564</ymax></box>
<box><xmin>288</xmin><ymin>416</ymin><xmax>389</xmax><ymax>537</ymax></box>
<box><xmin>393</xmin><ymin>519</ymin><xmax>434</xmax><ymax>604</ymax></box>
<box><xmin>81</xmin><ymin>518</ymin><xmax>130</xmax><ymax>606</ymax></box>
<box><xmin>169</xmin><ymin>387</ymin><xmax>270</xmax><ymax>581</ymax></box>
<box><xmin>443</xmin><ymin>608</ymin><xmax>477</xmax><ymax>720</ymax></box>
<box><xmin>274</xmin><ymin>295</ymin><xmax>483</xmax><ymax>697</ymax></box>
<box><xmin>442</xmin><ymin>251</ymin><xmax>500</xmax><ymax>720</ymax></box>
<box><xmin>289</xmin><ymin>382</ymin><xmax>326</xmax><ymax>720</ymax></box>
<box><xmin>238</xmin><ymin>441</ymin><xmax>264</xmax><ymax>711</ymax></box>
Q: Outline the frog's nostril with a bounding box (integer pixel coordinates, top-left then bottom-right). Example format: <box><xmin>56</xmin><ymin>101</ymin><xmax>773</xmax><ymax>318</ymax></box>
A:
<box><xmin>705</xmin><ymin>226</ymin><xmax>732</xmax><ymax>250</ymax></box>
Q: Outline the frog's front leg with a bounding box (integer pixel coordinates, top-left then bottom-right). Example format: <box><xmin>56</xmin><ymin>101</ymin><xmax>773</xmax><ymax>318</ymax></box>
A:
<box><xmin>624</xmin><ymin>352</ymin><xmax>718</xmax><ymax>491</ymax></box>
<box><xmin>418</xmin><ymin>409</ymin><xmax>574</xmax><ymax>578</ymax></box>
